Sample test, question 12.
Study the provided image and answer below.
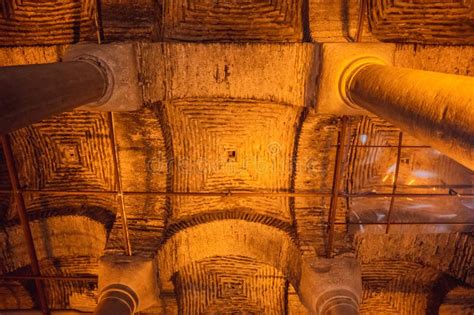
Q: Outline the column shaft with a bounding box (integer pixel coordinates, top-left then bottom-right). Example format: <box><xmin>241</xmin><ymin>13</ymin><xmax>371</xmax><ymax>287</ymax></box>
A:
<box><xmin>346</xmin><ymin>64</ymin><xmax>474</xmax><ymax>170</ymax></box>
<box><xmin>298</xmin><ymin>258</ymin><xmax>362</xmax><ymax>315</ymax></box>
<box><xmin>94</xmin><ymin>288</ymin><xmax>136</xmax><ymax>315</ymax></box>
<box><xmin>0</xmin><ymin>61</ymin><xmax>108</xmax><ymax>134</ymax></box>
<box><xmin>95</xmin><ymin>299</ymin><xmax>132</xmax><ymax>315</ymax></box>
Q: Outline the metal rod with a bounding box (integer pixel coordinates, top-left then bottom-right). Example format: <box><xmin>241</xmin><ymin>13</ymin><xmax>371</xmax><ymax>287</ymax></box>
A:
<box><xmin>326</xmin><ymin>116</ymin><xmax>349</xmax><ymax>258</ymax></box>
<box><xmin>0</xmin><ymin>189</ymin><xmax>472</xmax><ymax>198</ymax></box>
<box><xmin>0</xmin><ymin>220</ymin><xmax>469</xmax><ymax>229</ymax></box>
<box><xmin>380</xmin><ymin>184</ymin><xmax>472</xmax><ymax>189</ymax></box>
<box><xmin>109</xmin><ymin>113</ymin><xmax>132</xmax><ymax>256</ymax></box>
<box><xmin>123</xmin><ymin>191</ymin><xmax>333</xmax><ymax>197</ymax></box>
<box><xmin>1</xmin><ymin>135</ymin><xmax>50</xmax><ymax>315</ymax></box>
<box><xmin>0</xmin><ymin>308</ymin><xmax>87</xmax><ymax>314</ymax></box>
<box><xmin>386</xmin><ymin>132</ymin><xmax>403</xmax><ymax>233</ymax></box>
<box><xmin>94</xmin><ymin>0</ymin><xmax>102</xmax><ymax>45</ymax></box>
<box><xmin>0</xmin><ymin>275</ymin><xmax>97</xmax><ymax>282</ymax></box>
<box><xmin>0</xmin><ymin>189</ymin><xmax>117</xmax><ymax>196</ymax></box>
<box><xmin>330</xmin><ymin>145</ymin><xmax>431</xmax><ymax>148</ymax></box>
<box><xmin>355</xmin><ymin>0</ymin><xmax>367</xmax><ymax>42</ymax></box>
<box><xmin>346</xmin><ymin>193</ymin><xmax>473</xmax><ymax>198</ymax></box>
<box><xmin>326</xmin><ymin>222</ymin><xmax>474</xmax><ymax>226</ymax></box>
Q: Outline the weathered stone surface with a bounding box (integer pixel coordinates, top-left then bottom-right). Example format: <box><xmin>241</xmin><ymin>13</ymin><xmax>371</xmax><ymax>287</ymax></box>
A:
<box><xmin>0</xmin><ymin>0</ymin><xmax>156</xmax><ymax>46</ymax></box>
<box><xmin>439</xmin><ymin>286</ymin><xmax>474</xmax><ymax>314</ymax></box>
<box><xmin>104</xmin><ymin>194</ymin><xmax>166</xmax><ymax>257</ymax></box>
<box><xmin>393</xmin><ymin>45</ymin><xmax>474</xmax><ymax>76</ymax></box>
<box><xmin>1</xmin><ymin>0</ymin><xmax>471</xmax><ymax>46</ymax></box>
<box><xmin>65</xmin><ymin>43</ymin><xmax>143</xmax><ymax>112</ymax></box>
<box><xmin>309</xmin><ymin>0</ymin><xmax>377</xmax><ymax>43</ymax></box>
<box><xmin>355</xmin><ymin>233</ymin><xmax>474</xmax><ymax>314</ymax></box>
<box><xmin>355</xmin><ymin>233</ymin><xmax>474</xmax><ymax>286</ymax></box>
<box><xmin>99</xmin><ymin>0</ymin><xmax>157</xmax><ymax>42</ymax></box>
<box><xmin>368</xmin><ymin>0</ymin><xmax>474</xmax><ymax>45</ymax></box>
<box><xmin>138</xmin><ymin>43</ymin><xmax>318</xmax><ymax>107</ymax></box>
<box><xmin>0</xmin><ymin>0</ymin><xmax>96</xmax><ymax>45</ymax></box>
<box><xmin>173</xmin><ymin>256</ymin><xmax>288</xmax><ymax>314</ymax></box>
<box><xmin>10</xmin><ymin>112</ymin><xmax>116</xmax><ymax>191</ymax></box>
<box><xmin>0</xmin><ymin>216</ymin><xmax>105</xmax><ymax>311</ymax></box>
<box><xmin>157</xmin><ymin>220</ymin><xmax>303</xmax><ymax>314</ymax></box>
<box><xmin>315</xmin><ymin>43</ymin><xmax>395</xmax><ymax>115</ymax></box>
<box><xmin>161</xmin><ymin>0</ymin><xmax>302</xmax><ymax>41</ymax></box>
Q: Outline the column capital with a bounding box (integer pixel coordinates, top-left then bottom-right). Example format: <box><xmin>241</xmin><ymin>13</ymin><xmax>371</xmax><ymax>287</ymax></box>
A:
<box><xmin>338</xmin><ymin>56</ymin><xmax>387</xmax><ymax>109</ymax></box>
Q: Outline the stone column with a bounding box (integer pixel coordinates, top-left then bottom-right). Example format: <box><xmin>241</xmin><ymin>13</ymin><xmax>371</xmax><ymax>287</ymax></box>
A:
<box><xmin>94</xmin><ymin>256</ymin><xmax>159</xmax><ymax>315</ymax></box>
<box><xmin>95</xmin><ymin>284</ymin><xmax>138</xmax><ymax>315</ymax></box>
<box><xmin>0</xmin><ymin>60</ymin><xmax>110</xmax><ymax>134</ymax></box>
<box><xmin>340</xmin><ymin>60</ymin><xmax>474</xmax><ymax>170</ymax></box>
<box><xmin>298</xmin><ymin>257</ymin><xmax>362</xmax><ymax>315</ymax></box>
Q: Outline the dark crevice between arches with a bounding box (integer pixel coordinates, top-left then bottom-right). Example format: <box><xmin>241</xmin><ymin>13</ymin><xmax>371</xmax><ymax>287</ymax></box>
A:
<box><xmin>426</xmin><ymin>273</ymin><xmax>465</xmax><ymax>315</ymax></box>
<box><xmin>152</xmin><ymin>101</ymin><xmax>175</xmax><ymax>235</ymax></box>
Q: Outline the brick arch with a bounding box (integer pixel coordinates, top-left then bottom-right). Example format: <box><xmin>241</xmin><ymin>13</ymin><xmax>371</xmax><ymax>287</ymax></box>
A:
<box><xmin>355</xmin><ymin>233</ymin><xmax>473</xmax><ymax>286</ymax></box>
<box><xmin>360</xmin><ymin>261</ymin><xmax>448</xmax><ymax>315</ymax></box>
<box><xmin>0</xmin><ymin>215</ymin><xmax>107</xmax><ymax>274</ymax></box>
<box><xmin>158</xmin><ymin>220</ymin><xmax>302</xmax><ymax>290</ymax></box>
<box><xmin>0</xmin><ymin>280</ymin><xmax>34</xmax><ymax>309</ymax></box>
<box><xmin>0</xmin><ymin>215</ymin><xmax>107</xmax><ymax>310</ymax></box>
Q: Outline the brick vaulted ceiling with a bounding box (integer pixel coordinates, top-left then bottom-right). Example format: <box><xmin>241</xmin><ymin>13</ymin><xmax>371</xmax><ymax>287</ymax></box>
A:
<box><xmin>0</xmin><ymin>0</ymin><xmax>473</xmax><ymax>314</ymax></box>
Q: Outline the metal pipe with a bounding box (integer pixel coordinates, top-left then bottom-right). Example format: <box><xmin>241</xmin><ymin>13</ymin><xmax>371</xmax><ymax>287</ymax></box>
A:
<box><xmin>342</xmin><ymin>62</ymin><xmax>474</xmax><ymax>170</ymax></box>
<box><xmin>331</xmin><ymin>145</ymin><xmax>430</xmax><ymax>148</ymax></box>
<box><xmin>0</xmin><ymin>60</ymin><xmax>109</xmax><ymax>134</ymax></box>
<box><xmin>330</xmin><ymin>222</ymin><xmax>474</xmax><ymax>226</ymax></box>
<box><xmin>385</xmin><ymin>132</ymin><xmax>403</xmax><ymax>234</ymax></box>
<box><xmin>0</xmin><ymin>311</ymin><xmax>90</xmax><ymax>315</ymax></box>
<box><xmin>109</xmin><ymin>113</ymin><xmax>132</xmax><ymax>256</ymax></box>
<box><xmin>0</xmin><ymin>189</ymin><xmax>472</xmax><ymax>198</ymax></box>
<box><xmin>0</xmin><ymin>275</ymin><xmax>97</xmax><ymax>282</ymax></box>
<box><xmin>1</xmin><ymin>135</ymin><xmax>49</xmax><ymax>315</ymax></box>
<box><xmin>346</xmin><ymin>193</ymin><xmax>473</xmax><ymax>198</ymax></box>
<box><xmin>355</xmin><ymin>0</ymin><xmax>367</xmax><ymax>42</ymax></box>
<box><xmin>326</xmin><ymin>116</ymin><xmax>349</xmax><ymax>258</ymax></box>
